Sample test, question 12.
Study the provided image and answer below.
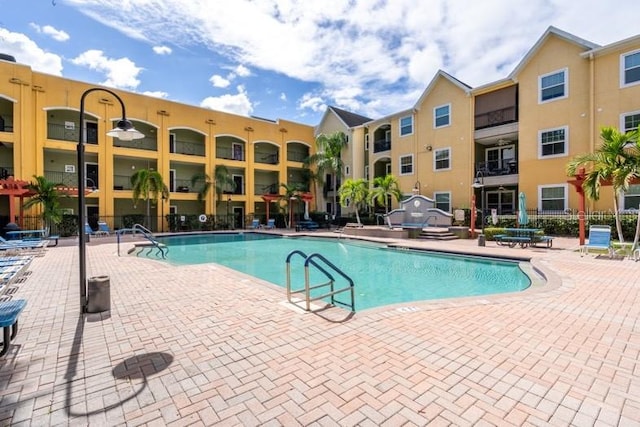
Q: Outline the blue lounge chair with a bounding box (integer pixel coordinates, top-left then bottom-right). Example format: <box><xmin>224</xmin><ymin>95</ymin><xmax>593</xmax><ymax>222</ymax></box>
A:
<box><xmin>249</xmin><ymin>219</ymin><xmax>261</xmax><ymax>229</ymax></box>
<box><xmin>96</xmin><ymin>221</ymin><xmax>111</xmax><ymax>236</ymax></box>
<box><xmin>262</xmin><ymin>219</ymin><xmax>276</xmax><ymax>230</ymax></box>
<box><xmin>581</xmin><ymin>225</ymin><xmax>614</xmax><ymax>258</ymax></box>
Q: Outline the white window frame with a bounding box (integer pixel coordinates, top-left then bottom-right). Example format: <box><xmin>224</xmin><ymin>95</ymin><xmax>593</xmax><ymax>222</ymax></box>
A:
<box><xmin>169</xmin><ymin>133</ymin><xmax>177</xmax><ymax>153</ymax></box>
<box><xmin>365</xmin><ymin>134</ymin><xmax>369</xmax><ymax>150</ymax></box>
<box><xmin>385</xmin><ymin>129</ymin><xmax>391</xmax><ymax>142</ymax></box>
<box><xmin>433</xmin><ymin>104</ymin><xmax>451</xmax><ymax>128</ymax></box>
<box><xmin>538</xmin><ymin>126</ymin><xmax>569</xmax><ymax>159</ymax></box>
<box><xmin>399</xmin><ymin>154</ymin><xmax>413</xmax><ymax>176</ymax></box>
<box><xmin>434</xmin><ymin>191</ymin><xmax>451</xmax><ymax>212</ymax></box>
<box><xmin>621</xmin><ymin>49</ymin><xmax>640</xmax><ymax>88</ymax></box>
<box><xmin>364</xmin><ymin>165</ymin><xmax>369</xmax><ymax>180</ymax></box>
<box><xmin>620</xmin><ymin>110</ymin><xmax>640</xmax><ymax>133</ymax></box>
<box><xmin>433</xmin><ymin>147</ymin><xmax>451</xmax><ymax>171</ymax></box>
<box><xmin>232</xmin><ymin>142</ymin><xmax>243</xmax><ymax>161</ymax></box>
<box><xmin>385</xmin><ymin>162</ymin><xmax>392</xmax><ymax>175</ymax></box>
<box><xmin>169</xmin><ymin>169</ymin><xmax>176</xmax><ymax>192</ymax></box>
<box><xmin>621</xmin><ymin>184</ymin><xmax>640</xmax><ymax>211</ymax></box>
<box><xmin>539</xmin><ymin>68</ymin><xmax>568</xmax><ymax>103</ymax></box>
<box><xmin>344</xmin><ymin>165</ymin><xmax>350</xmax><ymax>176</ymax></box>
<box><xmin>399</xmin><ymin>115</ymin><xmax>413</xmax><ymax>136</ymax></box>
<box><xmin>538</xmin><ymin>184</ymin><xmax>568</xmax><ymax>212</ymax></box>
<box><xmin>232</xmin><ymin>174</ymin><xmax>244</xmax><ymax>195</ymax></box>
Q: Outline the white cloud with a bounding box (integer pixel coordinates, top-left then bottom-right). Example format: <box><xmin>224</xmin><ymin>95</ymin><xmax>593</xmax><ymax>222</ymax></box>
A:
<box><xmin>280</xmin><ymin>92</ymin><xmax>287</xmax><ymax>101</ymax></box>
<box><xmin>298</xmin><ymin>93</ymin><xmax>325</xmax><ymax>113</ymax></box>
<box><xmin>0</xmin><ymin>28</ymin><xmax>63</xmax><ymax>75</ymax></box>
<box><xmin>29</xmin><ymin>23</ymin><xmax>70</xmax><ymax>42</ymax></box>
<box><xmin>200</xmin><ymin>85</ymin><xmax>253</xmax><ymax>116</ymax></box>
<box><xmin>63</xmin><ymin>0</ymin><xmax>640</xmax><ymax>118</ymax></box>
<box><xmin>142</xmin><ymin>90</ymin><xmax>169</xmax><ymax>98</ymax></box>
<box><xmin>152</xmin><ymin>45</ymin><xmax>172</xmax><ymax>55</ymax></box>
<box><xmin>233</xmin><ymin>64</ymin><xmax>250</xmax><ymax>77</ymax></box>
<box><xmin>209</xmin><ymin>74</ymin><xmax>230</xmax><ymax>88</ymax></box>
<box><xmin>71</xmin><ymin>50</ymin><xmax>142</xmax><ymax>90</ymax></box>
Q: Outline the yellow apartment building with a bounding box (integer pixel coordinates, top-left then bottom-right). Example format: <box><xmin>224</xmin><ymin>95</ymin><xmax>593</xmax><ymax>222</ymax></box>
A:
<box><xmin>0</xmin><ymin>59</ymin><xmax>315</xmax><ymax>232</ymax></box>
<box><xmin>2</xmin><ymin>25</ymin><xmax>640</xmax><ymax>232</ymax></box>
<box><xmin>317</xmin><ymin>26</ymin><xmax>640</xmax><ymax>218</ymax></box>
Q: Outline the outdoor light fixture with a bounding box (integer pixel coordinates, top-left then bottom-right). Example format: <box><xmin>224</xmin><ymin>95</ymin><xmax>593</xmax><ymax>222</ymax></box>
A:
<box><xmin>78</xmin><ymin>87</ymin><xmax>143</xmax><ymax>313</ymax></box>
<box><xmin>472</xmin><ymin>170</ymin><xmax>485</xmax><ymax>246</ymax></box>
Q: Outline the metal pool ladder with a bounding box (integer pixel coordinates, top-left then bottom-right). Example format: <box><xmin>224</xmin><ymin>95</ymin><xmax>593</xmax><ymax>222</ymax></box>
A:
<box><xmin>117</xmin><ymin>224</ymin><xmax>168</xmax><ymax>259</ymax></box>
<box><xmin>285</xmin><ymin>250</ymin><xmax>355</xmax><ymax>312</ymax></box>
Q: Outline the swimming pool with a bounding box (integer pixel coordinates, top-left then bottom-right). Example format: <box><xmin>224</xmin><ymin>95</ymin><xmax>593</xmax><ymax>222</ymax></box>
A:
<box><xmin>155</xmin><ymin>233</ymin><xmax>531</xmax><ymax>310</ymax></box>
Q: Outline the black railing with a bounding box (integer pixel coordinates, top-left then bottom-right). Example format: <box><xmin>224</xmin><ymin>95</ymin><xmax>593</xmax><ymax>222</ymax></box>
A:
<box><xmin>47</xmin><ymin>122</ymin><xmax>96</xmax><ymax>143</ymax></box>
<box><xmin>373</xmin><ymin>139</ymin><xmax>391</xmax><ymax>153</ymax></box>
<box><xmin>216</xmin><ymin>147</ymin><xmax>244</xmax><ymax>161</ymax></box>
<box><xmin>113</xmin><ymin>136</ymin><xmax>157</xmax><ymax>151</ymax></box>
<box><xmin>286</xmin><ymin>151</ymin><xmax>308</xmax><ymax>162</ymax></box>
<box><xmin>475</xmin><ymin>159</ymin><xmax>518</xmax><ymax>176</ymax></box>
<box><xmin>170</xmin><ymin>139</ymin><xmax>205</xmax><ymax>156</ymax></box>
<box><xmin>474</xmin><ymin>106</ymin><xmax>517</xmax><ymax>130</ymax></box>
<box><xmin>255</xmin><ymin>150</ymin><xmax>279</xmax><ymax>165</ymax></box>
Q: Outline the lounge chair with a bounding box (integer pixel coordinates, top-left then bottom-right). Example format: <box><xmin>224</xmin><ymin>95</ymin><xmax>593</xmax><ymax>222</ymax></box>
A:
<box><xmin>249</xmin><ymin>219</ymin><xmax>261</xmax><ymax>229</ymax></box>
<box><xmin>262</xmin><ymin>219</ymin><xmax>275</xmax><ymax>230</ymax></box>
<box><xmin>581</xmin><ymin>225</ymin><xmax>614</xmax><ymax>258</ymax></box>
<box><xmin>96</xmin><ymin>221</ymin><xmax>111</xmax><ymax>236</ymax></box>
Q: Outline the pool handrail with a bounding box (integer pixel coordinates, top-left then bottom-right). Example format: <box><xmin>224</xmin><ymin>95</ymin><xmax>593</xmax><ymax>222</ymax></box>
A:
<box><xmin>116</xmin><ymin>224</ymin><xmax>168</xmax><ymax>259</ymax></box>
<box><xmin>285</xmin><ymin>250</ymin><xmax>355</xmax><ymax>312</ymax></box>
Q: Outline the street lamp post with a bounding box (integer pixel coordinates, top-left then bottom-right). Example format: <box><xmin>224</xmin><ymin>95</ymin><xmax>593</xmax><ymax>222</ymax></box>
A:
<box><xmin>227</xmin><ymin>195</ymin><xmax>232</xmax><ymax>229</ymax></box>
<box><xmin>472</xmin><ymin>170</ymin><xmax>485</xmax><ymax>247</ymax></box>
<box><xmin>78</xmin><ymin>87</ymin><xmax>143</xmax><ymax>313</ymax></box>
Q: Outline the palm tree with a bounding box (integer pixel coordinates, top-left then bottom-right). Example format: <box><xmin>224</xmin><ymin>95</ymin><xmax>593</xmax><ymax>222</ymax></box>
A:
<box><xmin>305</xmin><ymin>131</ymin><xmax>348</xmax><ymax>218</ymax></box>
<box><xmin>191</xmin><ymin>164</ymin><xmax>236</xmax><ymax>215</ymax></box>
<box><xmin>23</xmin><ymin>175</ymin><xmax>65</xmax><ymax>231</ymax></box>
<box><xmin>279</xmin><ymin>182</ymin><xmax>306</xmax><ymax>228</ymax></box>
<box><xmin>338</xmin><ymin>178</ymin><xmax>369</xmax><ymax>224</ymax></box>
<box><xmin>131</xmin><ymin>169</ymin><xmax>169</xmax><ymax>227</ymax></box>
<box><xmin>567</xmin><ymin>126</ymin><xmax>639</xmax><ymax>242</ymax></box>
<box><xmin>368</xmin><ymin>174</ymin><xmax>403</xmax><ymax>214</ymax></box>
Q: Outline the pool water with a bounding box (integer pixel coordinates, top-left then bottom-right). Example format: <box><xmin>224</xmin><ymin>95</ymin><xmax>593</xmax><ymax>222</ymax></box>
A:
<box><xmin>156</xmin><ymin>233</ymin><xmax>531</xmax><ymax>310</ymax></box>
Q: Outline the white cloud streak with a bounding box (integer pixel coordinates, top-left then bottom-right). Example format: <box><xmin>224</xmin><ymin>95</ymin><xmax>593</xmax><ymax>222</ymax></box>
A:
<box><xmin>47</xmin><ymin>0</ymin><xmax>640</xmax><ymax>118</ymax></box>
<box><xmin>29</xmin><ymin>23</ymin><xmax>70</xmax><ymax>42</ymax></box>
<box><xmin>200</xmin><ymin>85</ymin><xmax>253</xmax><ymax>116</ymax></box>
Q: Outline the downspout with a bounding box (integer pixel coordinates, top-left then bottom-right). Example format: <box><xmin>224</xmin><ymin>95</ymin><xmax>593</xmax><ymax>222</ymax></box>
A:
<box><xmin>588</xmin><ymin>52</ymin><xmax>595</xmax><ymax>212</ymax></box>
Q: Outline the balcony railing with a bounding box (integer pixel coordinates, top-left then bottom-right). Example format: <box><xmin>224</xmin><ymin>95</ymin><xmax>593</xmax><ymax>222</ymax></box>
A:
<box><xmin>170</xmin><ymin>139</ymin><xmax>205</xmax><ymax>156</ymax></box>
<box><xmin>373</xmin><ymin>139</ymin><xmax>391</xmax><ymax>153</ymax></box>
<box><xmin>44</xmin><ymin>170</ymin><xmax>80</xmax><ymax>187</ymax></box>
<box><xmin>286</xmin><ymin>151</ymin><xmax>308</xmax><ymax>162</ymax></box>
<box><xmin>113</xmin><ymin>174</ymin><xmax>132</xmax><ymax>190</ymax></box>
<box><xmin>255</xmin><ymin>150</ymin><xmax>279</xmax><ymax>165</ymax></box>
<box><xmin>255</xmin><ymin>183</ymin><xmax>279</xmax><ymax>195</ymax></box>
<box><xmin>114</xmin><ymin>136</ymin><xmax>157</xmax><ymax>151</ymax></box>
<box><xmin>474</xmin><ymin>106</ymin><xmax>517</xmax><ymax>130</ymax></box>
<box><xmin>216</xmin><ymin>147</ymin><xmax>244</xmax><ymax>161</ymax></box>
<box><xmin>475</xmin><ymin>159</ymin><xmax>518</xmax><ymax>176</ymax></box>
<box><xmin>47</xmin><ymin>123</ymin><xmax>98</xmax><ymax>144</ymax></box>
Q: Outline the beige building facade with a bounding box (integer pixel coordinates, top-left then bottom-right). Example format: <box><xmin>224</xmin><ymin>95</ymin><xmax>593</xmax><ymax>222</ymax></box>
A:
<box><xmin>316</xmin><ymin>26</ymin><xmax>640</xmax><ymax>219</ymax></box>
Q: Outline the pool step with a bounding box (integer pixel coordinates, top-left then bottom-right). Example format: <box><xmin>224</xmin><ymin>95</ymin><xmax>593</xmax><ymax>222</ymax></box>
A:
<box><xmin>416</xmin><ymin>228</ymin><xmax>459</xmax><ymax>241</ymax></box>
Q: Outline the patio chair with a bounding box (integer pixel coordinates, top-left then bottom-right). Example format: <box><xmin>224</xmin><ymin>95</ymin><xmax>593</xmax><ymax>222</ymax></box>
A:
<box><xmin>580</xmin><ymin>225</ymin><xmax>614</xmax><ymax>258</ymax></box>
<box><xmin>249</xmin><ymin>219</ymin><xmax>261</xmax><ymax>229</ymax></box>
<box><xmin>96</xmin><ymin>221</ymin><xmax>111</xmax><ymax>236</ymax></box>
<box><xmin>262</xmin><ymin>219</ymin><xmax>275</xmax><ymax>230</ymax></box>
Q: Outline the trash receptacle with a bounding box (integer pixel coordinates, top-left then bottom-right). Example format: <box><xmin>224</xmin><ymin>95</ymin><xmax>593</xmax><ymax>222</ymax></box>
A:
<box><xmin>478</xmin><ymin>234</ymin><xmax>486</xmax><ymax>247</ymax></box>
<box><xmin>87</xmin><ymin>275</ymin><xmax>110</xmax><ymax>313</ymax></box>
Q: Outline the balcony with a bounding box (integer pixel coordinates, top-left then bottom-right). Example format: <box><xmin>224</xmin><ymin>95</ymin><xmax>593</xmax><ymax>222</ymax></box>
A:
<box><xmin>373</xmin><ymin>139</ymin><xmax>391</xmax><ymax>153</ymax></box>
<box><xmin>476</xmin><ymin>160</ymin><xmax>518</xmax><ymax>176</ymax></box>
<box><xmin>475</xmin><ymin>106</ymin><xmax>517</xmax><ymax>130</ymax></box>
<box><xmin>170</xmin><ymin>139</ymin><xmax>205</xmax><ymax>156</ymax></box>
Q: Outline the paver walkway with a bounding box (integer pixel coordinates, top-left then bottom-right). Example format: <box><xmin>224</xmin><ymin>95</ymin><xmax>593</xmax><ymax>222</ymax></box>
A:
<box><xmin>0</xmin><ymin>233</ymin><xmax>639</xmax><ymax>426</ymax></box>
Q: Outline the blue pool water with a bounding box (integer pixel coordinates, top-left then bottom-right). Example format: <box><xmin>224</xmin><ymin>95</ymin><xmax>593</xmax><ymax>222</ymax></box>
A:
<box><xmin>155</xmin><ymin>233</ymin><xmax>531</xmax><ymax>310</ymax></box>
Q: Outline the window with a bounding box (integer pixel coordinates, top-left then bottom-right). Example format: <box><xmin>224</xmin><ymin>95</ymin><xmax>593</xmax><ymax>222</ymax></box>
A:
<box><xmin>539</xmin><ymin>127</ymin><xmax>568</xmax><ymax>158</ymax></box>
<box><xmin>232</xmin><ymin>143</ymin><xmax>243</xmax><ymax>161</ymax></box>
<box><xmin>539</xmin><ymin>69</ymin><xmax>567</xmax><ymax>102</ymax></box>
<box><xmin>399</xmin><ymin>155</ymin><xmax>413</xmax><ymax>175</ymax></box>
<box><xmin>434</xmin><ymin>104</ymin><xmax>450</xmax><ymax>128</ymax></box>
<box><xmin>364</xmin><ymin>165</ymin><xmax>369</xmax><ymax>180</ymax></box>
<box><xmin>434</xmin><ymin>148</ymin><xmax>451</xmax><ymax>171</ymax></box>
<box><xmin>385</xmin><ymin>163</ymin><xmax>392</xmax><ymax>175</ymax></box>
<box><xmin>622</xmin><ymin>111</ymin><xmax>640</xmax><ymax>133</ymax></box>
<box><xmin>385</xmin><ymin>130</ymin><xmax>391</xmax><ymax>142</ymax></box>
<box><xmin>344</xmin><ymin>165</ymin><xmax>350</xmax><ymax>176</ymax></box>
<box><xmin>399</xmin><ymin>116</ymin><xmax>413</xmax><ymax>136</ymax></box>
<box><xmin>623</xmin><ymin>185</ymin><xmax>640</xmax><ymax>210</ymax></box>
<box><xmin>621</xmin><ymin>50</ymin><xmax>640</xmax><ymax>87</ymax></box>
<box><xmin>365</xmin><ymin>134</ymin><xmax>369</xmax><ymax>150</ymax></box>
<box><xmin>434</xmin><ymin>192</ymin><xmax>451</xmax><ymax>212</ymax></box>
<box><xmin>539</xmin><ymin>185</ymin><xmax>567</xmax><ymax>211</ymax></box>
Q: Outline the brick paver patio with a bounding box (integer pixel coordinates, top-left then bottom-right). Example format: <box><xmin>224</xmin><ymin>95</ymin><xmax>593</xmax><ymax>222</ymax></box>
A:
<box><xmin>0</xmin><ymin>232</ymin><xmax>639</xmax><ymax>426</ymax></box>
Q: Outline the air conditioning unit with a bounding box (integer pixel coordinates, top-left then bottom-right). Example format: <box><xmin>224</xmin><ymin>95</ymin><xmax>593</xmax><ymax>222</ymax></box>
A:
<box><xmin>65</xmin><ymin>165</ymin><xmax>76</xmax><ymax>173</ymax></box>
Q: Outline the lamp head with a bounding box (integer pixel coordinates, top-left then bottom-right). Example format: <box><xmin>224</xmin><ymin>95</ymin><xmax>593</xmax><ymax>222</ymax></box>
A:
<box><xmin>107</xmin><ymin>119</ymin><xmax>145</xmax><ymax>142</ymax></box>
<box><xmin>472</xmin><ymin>178</ymin><xmax>484</xmax><ymax>189</ymax></box>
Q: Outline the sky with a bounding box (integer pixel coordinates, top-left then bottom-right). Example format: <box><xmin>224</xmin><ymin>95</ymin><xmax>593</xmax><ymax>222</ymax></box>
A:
<box><xmin>0</xmin><ymin>0</ymin><xmax>637</xmax><ymax>126</ymax></box>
